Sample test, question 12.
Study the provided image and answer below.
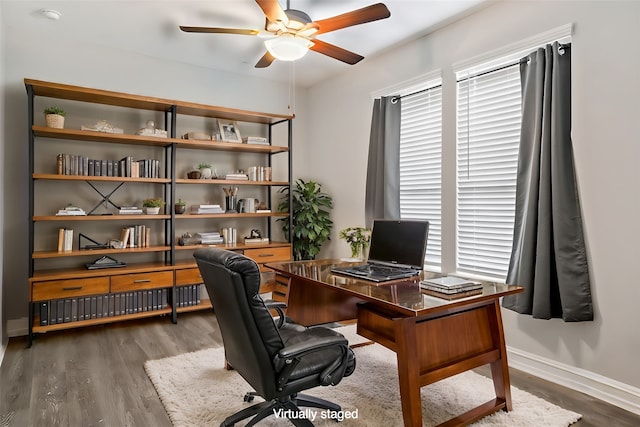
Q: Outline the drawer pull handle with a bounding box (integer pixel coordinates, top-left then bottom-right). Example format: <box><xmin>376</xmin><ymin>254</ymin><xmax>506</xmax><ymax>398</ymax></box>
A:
<box><xmin>258</xmin><ymin>253</ymin><xmax>274</xmax><ymax>258</ymax></box>
<box><xmin>62</xmin><ymin>286</ymin><xmax>83</xmax><ymax>291</ymax></box>
<box><xmin>134</xmin><ymin>279</ymin><xmax>152</xmax><ymax>283</ymax></box>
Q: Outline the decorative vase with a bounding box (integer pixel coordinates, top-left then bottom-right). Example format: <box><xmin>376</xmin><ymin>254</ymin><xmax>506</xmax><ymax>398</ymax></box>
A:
<box><xmin>187</xmin><ymin>170</ymin><xmax>201</xmax><ymax>179</ymax></box>
<box><xmin>350</xmin><ymin>243</ymin><xmax>363</xmax><ymax>260</ymax></box>
<box><xmin>174</xmin><ymin>204</ymin><xmax>186</xmax><ymax>214</ymax></box>
<box><xmin>45</xmin><ymin>114</ymin><xmax>65</xmax><ymax>129</ymax></box>
<box><xmin>145</xmin><ymin>207</ymin><xmax>160</xmax><ymax>215</ymax></box>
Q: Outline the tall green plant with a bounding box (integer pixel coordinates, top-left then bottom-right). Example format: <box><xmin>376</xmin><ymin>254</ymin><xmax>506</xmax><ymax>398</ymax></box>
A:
<box><xmin>278</xmin><ymin>179</ymin><xmax>333</xmax><ymax>260</ymax></box>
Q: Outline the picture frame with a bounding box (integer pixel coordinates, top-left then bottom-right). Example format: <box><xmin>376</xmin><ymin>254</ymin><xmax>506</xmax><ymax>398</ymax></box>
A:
<box><xmin>217</xmin><ymin>119</ymin><xmax>242</xmax><ymax>143</ymax></box>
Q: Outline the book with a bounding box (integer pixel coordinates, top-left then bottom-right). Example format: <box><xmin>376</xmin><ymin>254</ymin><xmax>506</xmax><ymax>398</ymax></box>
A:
<box><xmin>242</xmin><ymin>136</ymin><xmax>268</xmax><ymax>144</ymax></box>
<box><xmin>422</xmin><ymin>288</ymin><xmax>483</xmax><ymax>300</ymax></box>
<box><xmin>244</xmin><ymin>237</ymin><xmax>270</xmax><ymax>244</ymax></box>
<box><xmin>420</xmin><ymin>276</ymin><xmax>482</xmax><ymax>294</ymax></box>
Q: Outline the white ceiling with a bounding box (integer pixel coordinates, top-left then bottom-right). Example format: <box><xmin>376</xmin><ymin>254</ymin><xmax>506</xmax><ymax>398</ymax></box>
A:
<box><xmin>3</xmin><ymin>0</ymin><xmax>490</xmax><ymax>87</ymax></box>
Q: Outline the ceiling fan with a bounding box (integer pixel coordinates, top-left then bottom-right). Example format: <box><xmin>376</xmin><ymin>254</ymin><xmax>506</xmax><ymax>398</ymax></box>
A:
<box><xmin>179</xmin><ymin>0</ymin><xmax>391</xmax><ymax>68</ymax></box>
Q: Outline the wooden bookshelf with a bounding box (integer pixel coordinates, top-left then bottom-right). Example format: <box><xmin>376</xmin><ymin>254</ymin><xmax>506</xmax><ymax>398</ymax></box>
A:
<box><xmin>26</xmin><ymin>78</ymin><xmax>292</xmax><ymax>343</ymax></box>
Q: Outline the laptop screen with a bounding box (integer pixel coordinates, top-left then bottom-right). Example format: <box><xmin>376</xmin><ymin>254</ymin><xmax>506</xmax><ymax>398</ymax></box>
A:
<box><xmin>368</xmin><ymin>220</ymin><xmax>429</xmax><ymax>269</ymax></box>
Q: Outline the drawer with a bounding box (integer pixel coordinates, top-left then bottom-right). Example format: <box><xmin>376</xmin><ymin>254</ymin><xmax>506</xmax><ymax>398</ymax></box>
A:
<box><xmin>32</xmin><ymin>277</ymin><xmax>109</xmax><ymax>301</ymax></box>
<box><xmin>244</xmin><ymin>247</ymin><xmax>291</xmax><ymax>272</ymax></box>
<box><xmin>111</xmin><ymin>271</ymin><xmax>173</xmax><ymax>292</ymax></box>
<box><xmin>175</xmin><ymin>268</ymin><xmax>203</xmax><ymax>286</ymax></box>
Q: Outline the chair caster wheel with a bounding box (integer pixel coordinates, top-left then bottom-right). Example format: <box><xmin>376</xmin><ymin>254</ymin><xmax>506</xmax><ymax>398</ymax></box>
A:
<box><xmin>243</xmin><ymin>393</ymin><xmax>255</xmax><ymax>402</ymax></box>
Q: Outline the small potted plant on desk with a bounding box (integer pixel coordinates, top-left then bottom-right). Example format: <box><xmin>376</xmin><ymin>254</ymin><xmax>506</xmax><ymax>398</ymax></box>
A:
<box><xmin>339</xmin><ymin>226</ymin><xmax>371</xmax><ymax>261</ymax></box>
<box><xmin>44</xmin><ymin>106</ymin><xmax>66</xmax><ymax>129</ymax></box>
<box><xmin>174</xmin><ymin>198</ymin><xmax>186</xmax><ymax>214</ymax></box>
<box><xmin>142</xmin><ymin>198</ymin><xmax>165</xmax><ymax>215</ymax></box>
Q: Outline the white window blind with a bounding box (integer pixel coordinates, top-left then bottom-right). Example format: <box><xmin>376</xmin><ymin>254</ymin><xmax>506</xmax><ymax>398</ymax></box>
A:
<box><xmin>456</xmin><ymin>64</ymin><xmax>521</xmax><ymax>280</ymax></box>
<box><xmin>400</xmin><ymin>86</ymin><xmax>442</xmax><ymax>268</ymax></box>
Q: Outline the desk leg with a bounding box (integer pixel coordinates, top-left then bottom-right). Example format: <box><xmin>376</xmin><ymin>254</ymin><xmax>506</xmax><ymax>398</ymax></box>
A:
<box><xmin>395</xmin><ymin>317</ymin><xmax>422</xmax><ymax>427</ymax></box>
<box><xmin>489</xmin><ymin>300</ymin><xmax>513</xmax><ymax>411</ymax></box>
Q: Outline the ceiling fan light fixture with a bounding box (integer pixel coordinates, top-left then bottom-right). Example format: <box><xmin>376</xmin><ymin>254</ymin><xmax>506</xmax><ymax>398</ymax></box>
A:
<box><xmin>265</xmin><ymin>35</ymin><xmax>313</xmax><ymax>61</ymax></box>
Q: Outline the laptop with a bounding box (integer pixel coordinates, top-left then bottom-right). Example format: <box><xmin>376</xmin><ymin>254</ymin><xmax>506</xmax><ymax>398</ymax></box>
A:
<box><xmin>331</xmin><ymin>219</ymin><xmax>429</xmax><ymax>282</ymax></box>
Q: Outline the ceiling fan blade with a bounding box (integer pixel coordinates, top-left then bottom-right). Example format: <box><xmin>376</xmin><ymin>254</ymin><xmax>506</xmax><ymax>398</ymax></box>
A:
<box><xmin>255</xmin><ymin>51</ymin><xmax>276</xmax><ymax>68</ymax></box>
<box><xmin>315</xmin><ymin>3</ymin><xmax>391</xmax><ymax>35</ymax></box>
<box><xmin>180</xmin><ymin>26</ymin><xmax>260</xmax><ymax>36</ymax></box>
<box><xmin>255</xmin><ymin>0</ymin><xmax>289</xmax><ymax>26</ymax></box>
<box><xmin>309</xmin><ymin>39</ymin><xmax>364</xmax><ymax>65</ymax></box>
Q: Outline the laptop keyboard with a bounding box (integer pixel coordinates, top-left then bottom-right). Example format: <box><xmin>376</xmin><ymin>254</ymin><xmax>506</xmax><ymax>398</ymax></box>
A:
<box><xmin>353</xmin><ymin>265</ymin><xmax>416</xmax><ymax>276</ymax></box>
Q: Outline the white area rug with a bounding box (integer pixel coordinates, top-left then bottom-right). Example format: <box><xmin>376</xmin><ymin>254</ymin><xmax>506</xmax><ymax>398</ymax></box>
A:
<box><xmin>145</xmin><ymin>326</ymin><xmax>581</xmax><ymax>427</ymax></box>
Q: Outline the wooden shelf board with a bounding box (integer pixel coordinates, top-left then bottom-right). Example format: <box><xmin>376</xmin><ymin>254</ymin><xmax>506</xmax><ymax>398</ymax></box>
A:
<box><xmin>176</xmin><ymin>299</ymin><xmax>213</xmax><ymax>313</ymax></box>
<box><xmin>33</xmin><ymin>126</ymin><xmax>289</xmax><ymax>153</ymax></box>
<box><xmin>175</xmin><ymin>179</ymin><xmax>288</xmax><ymax>186</ymax></box>
<box><xmin>26</xmin><ymin>79</ymin><xmax>294</xmax><ymax>124</ymax></box>
<box><xmin>175</xmin><ymin>241</ymin><xmax>291</xmax><ymax>252</ymax></box>
<box><xmin>33</xmin><ymin>173</ymin><xmax>171</xmax><ymax>183</ymax></box>
<box><xmin>32</xmin><ymin>308</ymin><xmax>173</xmax><ymax>333</ymax></box>
<box><xmin>33</xmin><ymin>214</ymin><xmax>171</xmax><ymax>221</ymax></box>
<box><xmin>33</xmin><ymin>246</ymin><xmax>172</xmax><ymax>259</ymax></box>
<box><xmin>174</xmin><ymin>212</ymin><xmax>287</xmax><ymax>219</ymax></box>
<box><xmin>173</xmin><ymin>138</ymin><xmax>289</xmax><ymax>153</ymax></box>
<box><xmin>33</xmin><ymin>126</ymin><xmax>174</xmax><ymax>146</ymax></box>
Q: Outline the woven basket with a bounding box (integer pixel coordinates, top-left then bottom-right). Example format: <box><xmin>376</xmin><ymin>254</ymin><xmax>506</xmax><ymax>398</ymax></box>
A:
<box><xmin>45</xmin><ymin>114</ymin><xmax>65</xmax><ymax>129</ymax></box>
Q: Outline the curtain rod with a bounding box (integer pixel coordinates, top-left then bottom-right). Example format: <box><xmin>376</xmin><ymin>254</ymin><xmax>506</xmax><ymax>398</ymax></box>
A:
<box><xmin>390</xmin><ymin>84</ymin><xmax>442</xmax><ymax>103</ymax></box>
<box><xmin>457</xmin><ymin>42</ymin><xmax>571</xmax><ymax>83</ymax></box>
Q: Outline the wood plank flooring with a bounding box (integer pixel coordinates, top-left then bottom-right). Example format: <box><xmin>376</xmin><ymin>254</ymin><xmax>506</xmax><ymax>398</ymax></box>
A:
<box><xmin>1</xmin><ymin>311</ymin><xmax>639</xmax><ymax>426</ymax></box>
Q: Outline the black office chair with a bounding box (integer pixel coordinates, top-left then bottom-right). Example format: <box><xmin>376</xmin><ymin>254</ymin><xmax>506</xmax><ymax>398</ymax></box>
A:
<box><xmin>194</xmin><ymin>248</ymin><xmax>356</xmax><ymax>427</ymax></box>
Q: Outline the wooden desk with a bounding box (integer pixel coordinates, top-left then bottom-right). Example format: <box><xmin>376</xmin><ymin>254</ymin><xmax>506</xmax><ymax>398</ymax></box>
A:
<box><xmin>266</xmin><ymin>259</ymin><xmax>524</xmax><ymax>427</ymax></box>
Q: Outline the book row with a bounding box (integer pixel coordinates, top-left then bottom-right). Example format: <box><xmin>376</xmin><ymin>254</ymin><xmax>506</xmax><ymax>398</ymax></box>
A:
<box><xmin>38</xmin><ymin>288</ymin><xmax>168</xmax><ymax>326</ymax></box>
<box><xmin>167</xmin><ymin>284</ymin><xmax>203</xmax><ymax>308</ymax></box>
<box><xmin>56</xmin><ymin>154</ymin><xmax>161</xmax><ymax>178</ymax></box>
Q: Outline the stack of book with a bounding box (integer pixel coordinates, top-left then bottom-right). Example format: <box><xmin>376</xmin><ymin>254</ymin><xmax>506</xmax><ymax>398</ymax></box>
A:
<box><xmin>242</xmin><ymin>136</ymin><xmax>268</xmax><ymax>145</ymax></box>
<box><xmin>195</xmin><ymin>231</ymin><xmax>224</xmax><ymax>244</ymax></box>
<box><xmin>56</xmin><ymin>206</ymin><xmax>86</xmax><ymax>216</ymax></box>
<box><xmin>190</xmin><ymin>204</ymin><xmax>224</xmax><ymax>214</ymax></box>
<box><xmin>118</xmin><ymin>206</ymin><xmax>143</xmax><ymax>215</ymax></box>
<box><xmin>225</xmin><ymin>173</ymin><xmax>248</xmax><ymax>180</ymax></box>
<box><xmin>419</xmin><ymin>277</ymin><xmax>483</xmax><ymax>300</ymax></box>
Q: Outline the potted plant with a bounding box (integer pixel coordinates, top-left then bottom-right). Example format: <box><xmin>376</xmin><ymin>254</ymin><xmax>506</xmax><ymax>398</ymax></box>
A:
<box><xmin>277</xmin><ymin>179</ymin><xmax>333</xmax><ymax>260</ymax></box>
<box><xmin>142</xmin><ymin>198</ymin><xmax>165</xmax><ymax>214</ymax></box>
<box><xmin>198</xmin><ymin>163</ymin><xmax>213</xmax><ymax>179</ymax></box>
<box><xmin>339</xmin><ymin>227</ymin><xmax>372</xmax><ymax>260</ymax></box>
<box><xmin>174</xmin><ymin>198</ymin><xmax>186</xmax><ymax>214</ymax></box>
<box><xmin>44</xmin><ymin>106</ymin><xmax>66</xmax><ymax>129</ymax></box>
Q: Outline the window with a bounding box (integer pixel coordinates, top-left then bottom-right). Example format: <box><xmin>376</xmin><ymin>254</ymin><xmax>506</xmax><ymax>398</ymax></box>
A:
<box><xmin>399</xmin><ymin>85</ymin><xmax>442</xmax><ymax>269</ymax></box>
<box><xmin>456</xmin><ymin>64</ymin><xmax>521</xmax><ymax>279</ymax></box>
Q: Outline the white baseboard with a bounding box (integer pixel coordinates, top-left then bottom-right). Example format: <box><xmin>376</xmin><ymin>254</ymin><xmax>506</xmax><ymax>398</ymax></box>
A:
<box><xmin>7</xmin><ymin>317</ymin><xmax>28</xmax><ymax>338</ymax></box>
<box><xmin>507</xmin><ymin>346</ymin><xmax>640</xmax><ymax>416</ymax></box>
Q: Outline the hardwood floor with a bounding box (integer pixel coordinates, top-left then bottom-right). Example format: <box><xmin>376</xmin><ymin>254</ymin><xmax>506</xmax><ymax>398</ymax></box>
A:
<box><xmin>1</xmin><ymin>311</ymin><xmax>639</xmax><ymax>426</ymax></box>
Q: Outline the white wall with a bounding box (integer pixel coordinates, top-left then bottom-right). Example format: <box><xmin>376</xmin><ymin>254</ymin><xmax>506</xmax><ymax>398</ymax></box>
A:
<box><xmin>0</xmin><ymin>0</ymin><xmax>6</xmax><ymax>360</ymax></box>
<box><xmin>1</xmin><ymin>26</ymin><xmax>308</xmax><ymax>333</ymax></box>
<box><xmin>306</xmin><ymin>0</ymin><xmax>640</xmax><ymax>402</ymax></box>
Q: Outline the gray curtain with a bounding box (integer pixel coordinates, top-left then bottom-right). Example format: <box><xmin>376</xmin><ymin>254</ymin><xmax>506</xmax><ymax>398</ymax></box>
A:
<box><xmin>503</xmin><ymin>42</ymin><xmax>593</xmax><ymax>321</ymax></box>
<box><xmin>365</xmin><ymin>96</ymin><xmax>401</xmax><ymax>227</ymax></box>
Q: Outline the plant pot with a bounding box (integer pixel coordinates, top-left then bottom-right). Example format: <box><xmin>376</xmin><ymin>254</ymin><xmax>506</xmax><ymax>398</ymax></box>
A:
<box><xmin>175</xmin><ymin>204</ymin><xmax>186</xmax><ymax>214</ymax></box>
<box><xmin>45</xmin><ymin>114</ymin><xmax>65</xmax><ymax>129</ymax></box>
<box><xmin>187</xmin><ymin>170</ymin><xmax>201</xmax><ymax>179</ymax></box>
<box><xmin>145</xmin><ymin>207</ymin><xmax>161</xmax><ymax>215</ymax></box>
<box><xmin>199</xmin><ymin>167</ymin><xmax>213</xmax><ymax>179</ymax></box>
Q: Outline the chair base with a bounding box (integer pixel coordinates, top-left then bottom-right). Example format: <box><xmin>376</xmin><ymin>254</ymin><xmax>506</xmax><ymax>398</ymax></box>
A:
<box><xmin>221</xmin><ymin>392</ymin><xmax>342</xmax><ymax>427</ymax></box>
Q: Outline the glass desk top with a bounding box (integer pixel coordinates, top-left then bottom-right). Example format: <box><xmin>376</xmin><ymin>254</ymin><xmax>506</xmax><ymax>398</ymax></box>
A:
<box><xmin>265</xmin><ymin>259</ymin><xmax>523</xmax><ymax>317</ymax></box>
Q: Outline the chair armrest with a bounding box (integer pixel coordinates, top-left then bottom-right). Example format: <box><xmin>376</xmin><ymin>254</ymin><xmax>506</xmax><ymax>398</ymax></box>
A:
<box><xmin>277</xmin><ymin>329</ymin><xmax>348</xmax><ymax>360</ymax></box>
<box><xmin>263</xmin><ymin>299</ymin><xmax>287</xmax><ymax>328</ymax></box>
